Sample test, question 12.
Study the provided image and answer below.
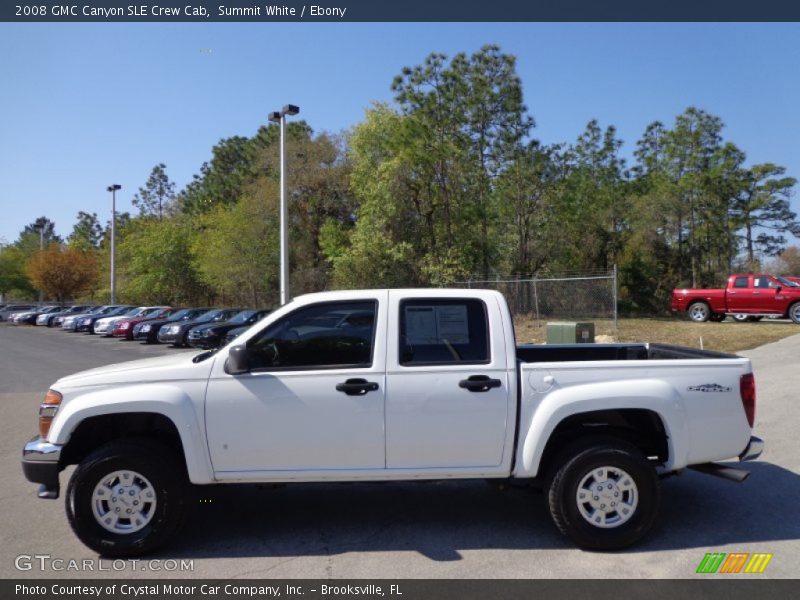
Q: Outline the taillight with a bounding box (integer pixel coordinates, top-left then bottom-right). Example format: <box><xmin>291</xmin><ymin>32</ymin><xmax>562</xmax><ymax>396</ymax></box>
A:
<box><xmin>740</xmin><ymin>373</ymin><xmax>756</xmax><ymax>428</ymax></box>
<box><xmin>38</xmin><ymin>389</ymin><xmax>62</xmax><ymax>438</ymax></box>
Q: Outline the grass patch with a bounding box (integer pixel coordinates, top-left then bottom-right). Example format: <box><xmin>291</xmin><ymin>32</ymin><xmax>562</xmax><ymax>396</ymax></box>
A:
<box><xmin>513</xmin><ymin>316</ymin><xmax>800</xmax><ymax>354</ymax></box>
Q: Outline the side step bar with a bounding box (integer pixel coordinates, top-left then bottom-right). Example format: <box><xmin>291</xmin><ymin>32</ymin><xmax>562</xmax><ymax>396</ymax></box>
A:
<box><xmin>689</xmin><ymin>463</ymin><xmax>750</xmax><ymax>483</ymax></box>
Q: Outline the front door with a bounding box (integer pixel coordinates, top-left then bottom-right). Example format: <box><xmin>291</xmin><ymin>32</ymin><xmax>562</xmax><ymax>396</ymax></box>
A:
<box><xmin>205</xmin><ymin>295</ymin><xmax>387</xmax><ymax>474</ymax></box>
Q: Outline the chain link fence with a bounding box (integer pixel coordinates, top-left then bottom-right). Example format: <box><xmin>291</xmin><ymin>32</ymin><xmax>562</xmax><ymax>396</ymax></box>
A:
<box><xmin>453</xmin><ymin>267</ymin><xmax>618</xmax><ymax>329</ymax></box>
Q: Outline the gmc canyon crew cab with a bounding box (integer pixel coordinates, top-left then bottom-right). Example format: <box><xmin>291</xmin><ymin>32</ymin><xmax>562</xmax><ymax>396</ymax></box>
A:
<box><xmin>22</xmin><ymin>289</ymin><xmax>764</xmax><ymax>556</ymax></box>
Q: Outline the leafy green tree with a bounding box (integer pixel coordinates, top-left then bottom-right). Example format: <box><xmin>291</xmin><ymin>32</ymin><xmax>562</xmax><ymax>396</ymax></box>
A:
<box><xmin>732</xmin><ymin>163</ymin><xmax>799</xmax><ymax>265</ymax></box>
<box><xmin>117</xmin><ymin>218</ymin><xmax>204</xmax><ymax>304</ymax></box>
<box><xmin>0</xmin><ymin>243</ymin><xmax>35</xmax><ymax>298</ymax></box>
<box><xmin>131</xmin><ymin>163</ymin><xmax>176</xmax><ymax>220</ymax></box>
<box><xmin>192</xmin><ymin>187</ymin><xmax>279</xmax><ymax>307</ymax></box>
<box><xmin>389</xmin><ymin>45</ymin><xmax>533</xmax><ymax>280</ymax></box>
<box><xmin>68</xmin><ymin>211</ymin><xmax>104</xmax><ymax>250</ymax></box>
<box><xmin>495</xmin><ymin>142</ymin><xmax>565</xmax><ymax>275</ymax></box>
<box><xmin>250</xmin><ymin>130</ymin><xmax>355</xmax><ymax>293</ymax></box>
<box><xmin>17</xmin><ymin>217</ymin><xmax>62</xmax><ymax>255</ymax></box>
<box><xmin>558</xmin><ymin>120</ymin><xmax>628</xmax><ymax>271</ymax></box>
<box><xmin>179</xmin><ymin>122</ymin><xmax>313</xmax><ymax>216</ymax></box>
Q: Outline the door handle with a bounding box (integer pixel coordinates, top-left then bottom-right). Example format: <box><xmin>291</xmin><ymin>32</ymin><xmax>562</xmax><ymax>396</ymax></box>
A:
<box><xmin>459</xmin><ymin>375</ymin><xmax>502</xmax><ymax>392</ymax></box>
<box><xmin>336</xmin><ymin>378</ymin><xmax>379</xmax><ymax>395</ymax></box>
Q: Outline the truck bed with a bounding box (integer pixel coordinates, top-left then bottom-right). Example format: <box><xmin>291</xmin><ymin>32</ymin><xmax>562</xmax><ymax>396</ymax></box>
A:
<box><xmin>516</xmin><ymin>343</ymin><xmax>737</xmax><ymax>362</ymax></box>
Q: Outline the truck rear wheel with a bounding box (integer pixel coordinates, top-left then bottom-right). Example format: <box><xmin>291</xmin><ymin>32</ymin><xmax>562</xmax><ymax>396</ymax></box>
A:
<box><xmin>547</xmin><ymin>439</ymin><xmax>660</xmax><ymax>550</ymax></box>
<box><xmin>687</xmin><ymin>302</ymin><xmax>710</xmax><ymax>322</ymax></box>
<box><xmin>66</xmin><ymin>439</ymin><xmax>186</xmax><ymax>557</ymax></box>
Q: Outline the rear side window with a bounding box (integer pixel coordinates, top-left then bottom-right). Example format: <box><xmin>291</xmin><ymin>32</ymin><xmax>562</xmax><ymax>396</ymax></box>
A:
<box><xmin>399</xmin><ymin>299</ymin><xmax>489</xmax><ymax>366</ymax></box>
<box><xmin>733</xmin><ymin>277</ymin><xmax>749</xmax><ymax>288</ymax></box>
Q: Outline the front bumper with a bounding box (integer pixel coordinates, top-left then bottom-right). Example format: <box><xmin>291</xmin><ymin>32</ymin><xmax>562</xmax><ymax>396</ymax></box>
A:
<box><xmin>187</xmin><ymin>334</ymin><xmax>217</xmax><ymax>348</ymax></box>
<box><xmin>21</xmin><ymin>436</ymin><xmax>62</xmax><ymax>499</ymax></box>
<box><xmin>739</xmin><ymin>435</ymin><xmax>764</xmax><ymax>462</ymax></box>
<box><xmin>158</xmin><ymin>329</ymin><xmax>182</xmax><ymax>344</ymax></box>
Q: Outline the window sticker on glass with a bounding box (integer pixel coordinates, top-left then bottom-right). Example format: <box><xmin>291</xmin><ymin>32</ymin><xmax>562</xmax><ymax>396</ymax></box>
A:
<box><xmin>405</xmin><ymin>305</ymin><xmax>470</xmax><ymax>344</ymax></box>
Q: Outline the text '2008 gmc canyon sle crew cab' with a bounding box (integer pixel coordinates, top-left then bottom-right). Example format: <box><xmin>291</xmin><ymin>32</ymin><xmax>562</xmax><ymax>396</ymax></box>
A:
<box><xmin>22</xmin><ymin>289</ymin><xmax>763</xmax><ymax>555</ymax></box>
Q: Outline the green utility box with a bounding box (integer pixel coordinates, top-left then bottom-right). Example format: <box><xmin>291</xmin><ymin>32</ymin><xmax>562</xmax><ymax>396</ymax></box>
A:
<box><xmin>546</xmin><ymin>322</ymin><xmax>595</xmax><ymax>344</ymax></box>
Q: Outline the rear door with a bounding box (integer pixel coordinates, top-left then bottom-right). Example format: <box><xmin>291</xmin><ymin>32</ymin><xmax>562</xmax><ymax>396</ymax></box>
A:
<box><xmin>384</xmin><ymin>291</ymin><xmax>513</xmax><ymax>470</ymax></box>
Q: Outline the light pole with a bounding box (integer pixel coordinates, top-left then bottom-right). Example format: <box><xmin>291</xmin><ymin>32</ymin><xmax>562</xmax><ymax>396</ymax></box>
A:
<box><xmin>36</xmin><ymin>225</ymin><xmax>44</xmax><ymax>303</ymax></box>
<box><xmin>107</xmin><ymin>184</ymin><xmax>121</xmax><ymax>303</ymax></box>
<box><xmin>268</xmin><ymin>104</ymin><xmax>300</xmax><ymax>305</ymax></box>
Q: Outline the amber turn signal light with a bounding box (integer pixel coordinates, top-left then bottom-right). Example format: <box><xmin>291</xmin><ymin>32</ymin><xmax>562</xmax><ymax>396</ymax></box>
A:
<box><xmin>39</xmin><ymin>389</ymin><xmax>62</xmax><ymax>438</ymax></box>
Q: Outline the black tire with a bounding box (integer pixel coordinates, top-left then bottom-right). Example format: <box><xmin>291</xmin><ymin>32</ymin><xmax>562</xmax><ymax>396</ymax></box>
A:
<box><xmin>789</xmin><ymin>302</ymin><xmax>800</xmax><ymax>324</ymax></box>
<box><xmin>66</xmin><ymin>439</ymin><xmax>187</xmax><ymax>557</ymax></box>
<box><xmin>687</xmin><ymin>302</ymin><xmax>710</xmax><ymax>323</ymax></box>
<box><xmin>547</xmin><ymin>439</ymin><xmax>660</xmax><ymax>551</ymax></box>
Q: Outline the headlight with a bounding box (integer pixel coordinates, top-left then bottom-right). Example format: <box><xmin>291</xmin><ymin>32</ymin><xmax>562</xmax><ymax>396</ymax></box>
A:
<box><xmin>141</xmin><ymin>324</ymin><xmax>151</xmax><ymax>332</ymax></box>
<box><xmin>39</xmin><ymin>389</ymin><xmax>62</xmax><ymax>438</ymax></box>
<box><xmin>168</xmin><ymin>325</ymin><xmax>180</xmax><ymax>333</ymax></box>
<box><xmin>202</xmin><ymin>329</ymin><xmax>214</xmax><ymax>337</ymax></box>
<box><xmin>119</xmin><ymin>322</ymin><xmax>130</xmax><ymax>329</ymax></box>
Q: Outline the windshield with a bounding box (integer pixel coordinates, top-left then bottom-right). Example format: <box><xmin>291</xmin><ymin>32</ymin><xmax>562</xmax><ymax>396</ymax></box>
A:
<box><xmin>165</xmin><ymin>309</ymin><xmax>193</xmax><ymax>321</ymax></box>
<box><xmin>776</xmin><ymin>276</ymin><xmax>799</xmax><ymax>288</ymax></box>
<box><xmin>194</xmin><ymin>309</ymin><xmax>223</xmax><ymax>323</ymax></box>
<box><xmin>228</xmin><ymin>310</ymin><xmax>255</xmax><ymax>324</ymax></box>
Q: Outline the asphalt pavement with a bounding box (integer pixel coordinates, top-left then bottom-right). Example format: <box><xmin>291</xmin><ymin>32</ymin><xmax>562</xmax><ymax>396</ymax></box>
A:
<box><xmin>0</xmin><ymin>323</ymin><xmax>798</xmax><ymax>579</ymax></box>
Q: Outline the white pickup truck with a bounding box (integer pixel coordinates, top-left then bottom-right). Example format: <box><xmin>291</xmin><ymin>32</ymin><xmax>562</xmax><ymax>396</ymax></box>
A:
<box><xmin>22</xmin><ymin>289</ymin><xmax>763</xmax><ymax>556</ymax></box>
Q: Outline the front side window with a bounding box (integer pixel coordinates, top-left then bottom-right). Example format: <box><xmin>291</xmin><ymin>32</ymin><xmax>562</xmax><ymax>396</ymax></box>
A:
<box><xmin>247</xmin><ymin>301</ymin><xmax>377</xmax><ymax>370</ymax></box>
<box><xmin>399</xmin><ymin>299</ymin><xmax>489</xmax><ymax>365</ymax></box>
<box><xmin>754</xmin><ymin>277</ymin><xmax>777</xmax><ymax>289</ymax></box>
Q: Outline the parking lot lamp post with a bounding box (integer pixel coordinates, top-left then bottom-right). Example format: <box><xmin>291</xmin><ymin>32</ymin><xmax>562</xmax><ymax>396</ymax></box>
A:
<box><xmin>107</xmin><ymin>184</ymin><xmax>121</xmax><ymax>303</ymax></box>
<box><xmin>268</xmin><ymin>104</ymin><xmax>300</xmax><ymax>306</ymax></box>
<box><xmin>36</xmin><ymin>225</ymin><xmax>44</xmax><ymax>302</ymax></box>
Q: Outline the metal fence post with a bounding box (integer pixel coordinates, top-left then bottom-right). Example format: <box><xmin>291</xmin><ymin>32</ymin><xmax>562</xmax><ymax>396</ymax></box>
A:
<box><xmin>613</xmin><ymin>264</ymin><xmax>618</xmax><ymax>331</ymax></box>
<box><xmin>533</xmin><ymin>276</ymin><xmax>540</xmax><ymax>328</ymax></box>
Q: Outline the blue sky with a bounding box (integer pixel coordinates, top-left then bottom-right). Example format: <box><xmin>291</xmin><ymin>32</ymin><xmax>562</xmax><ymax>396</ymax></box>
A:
<box><xmin>1</xmin><ymin>22</ymin><xmax>799</xmax><ymax>243</ymax></box>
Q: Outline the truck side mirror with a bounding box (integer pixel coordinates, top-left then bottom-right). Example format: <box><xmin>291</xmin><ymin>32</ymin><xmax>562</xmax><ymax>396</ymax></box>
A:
<box><xmin>224</xmin><ymin>344</ymin><xmax>250</xmax><ymax>375</ymax></box>
<box><xmin>776</xmin><ymin>285</ymin><xmax>782</xmax><ymax>293</ymax></box>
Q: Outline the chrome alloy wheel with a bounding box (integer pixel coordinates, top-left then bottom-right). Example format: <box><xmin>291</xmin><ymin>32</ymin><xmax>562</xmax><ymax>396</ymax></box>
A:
<box><xmin>575</xmin><ymin>466</ymin><xmax>639</xmax><ymax>529</ymax></box>
<box><xmin>689</xmin><ymin>303</ymin><xmax>709</xmax><ymax>322</ymax></box>
<box><xmin>791</xmin><ymin>304</ymin><xmax>800</xmax><ymax>323</ymax></box>
<box><xmin>91</xmin><ymin>470</ymin><xmax>157</xmax><ymax>534</ymax></box>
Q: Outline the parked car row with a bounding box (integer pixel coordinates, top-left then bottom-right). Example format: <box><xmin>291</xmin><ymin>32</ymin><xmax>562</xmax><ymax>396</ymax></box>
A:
<box><xmin>1</xmin><ymin>303</ymin><xmax>271</xmax><ymax>349</ymax></box>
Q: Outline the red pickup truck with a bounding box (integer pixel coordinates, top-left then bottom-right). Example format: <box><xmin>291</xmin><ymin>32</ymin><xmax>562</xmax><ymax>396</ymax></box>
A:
<box><xmin>672</xmin><ymin>274</ymin><xmax>800</xmax><ymax>323</ymax></box>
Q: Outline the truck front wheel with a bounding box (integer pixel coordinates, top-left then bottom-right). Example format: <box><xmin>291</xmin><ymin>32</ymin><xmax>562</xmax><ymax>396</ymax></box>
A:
<box><xmin>547</xmin><ymin>440</ymin><xmax>660</xmax><ymax>550</ymax></box>
<box><xmin>687</xmin><ymin>302</ymin><xmax>710</xmax><ymax>322</ymax></box>
<box><xmin>789</xmin><ymin>303</ymin><xmax>800</xmax><ymax>324</ymax></box>
<box><xmin>66</xmin><ymin>439</ymin><xmax>186</xmax><ymax>557</ymax></box>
